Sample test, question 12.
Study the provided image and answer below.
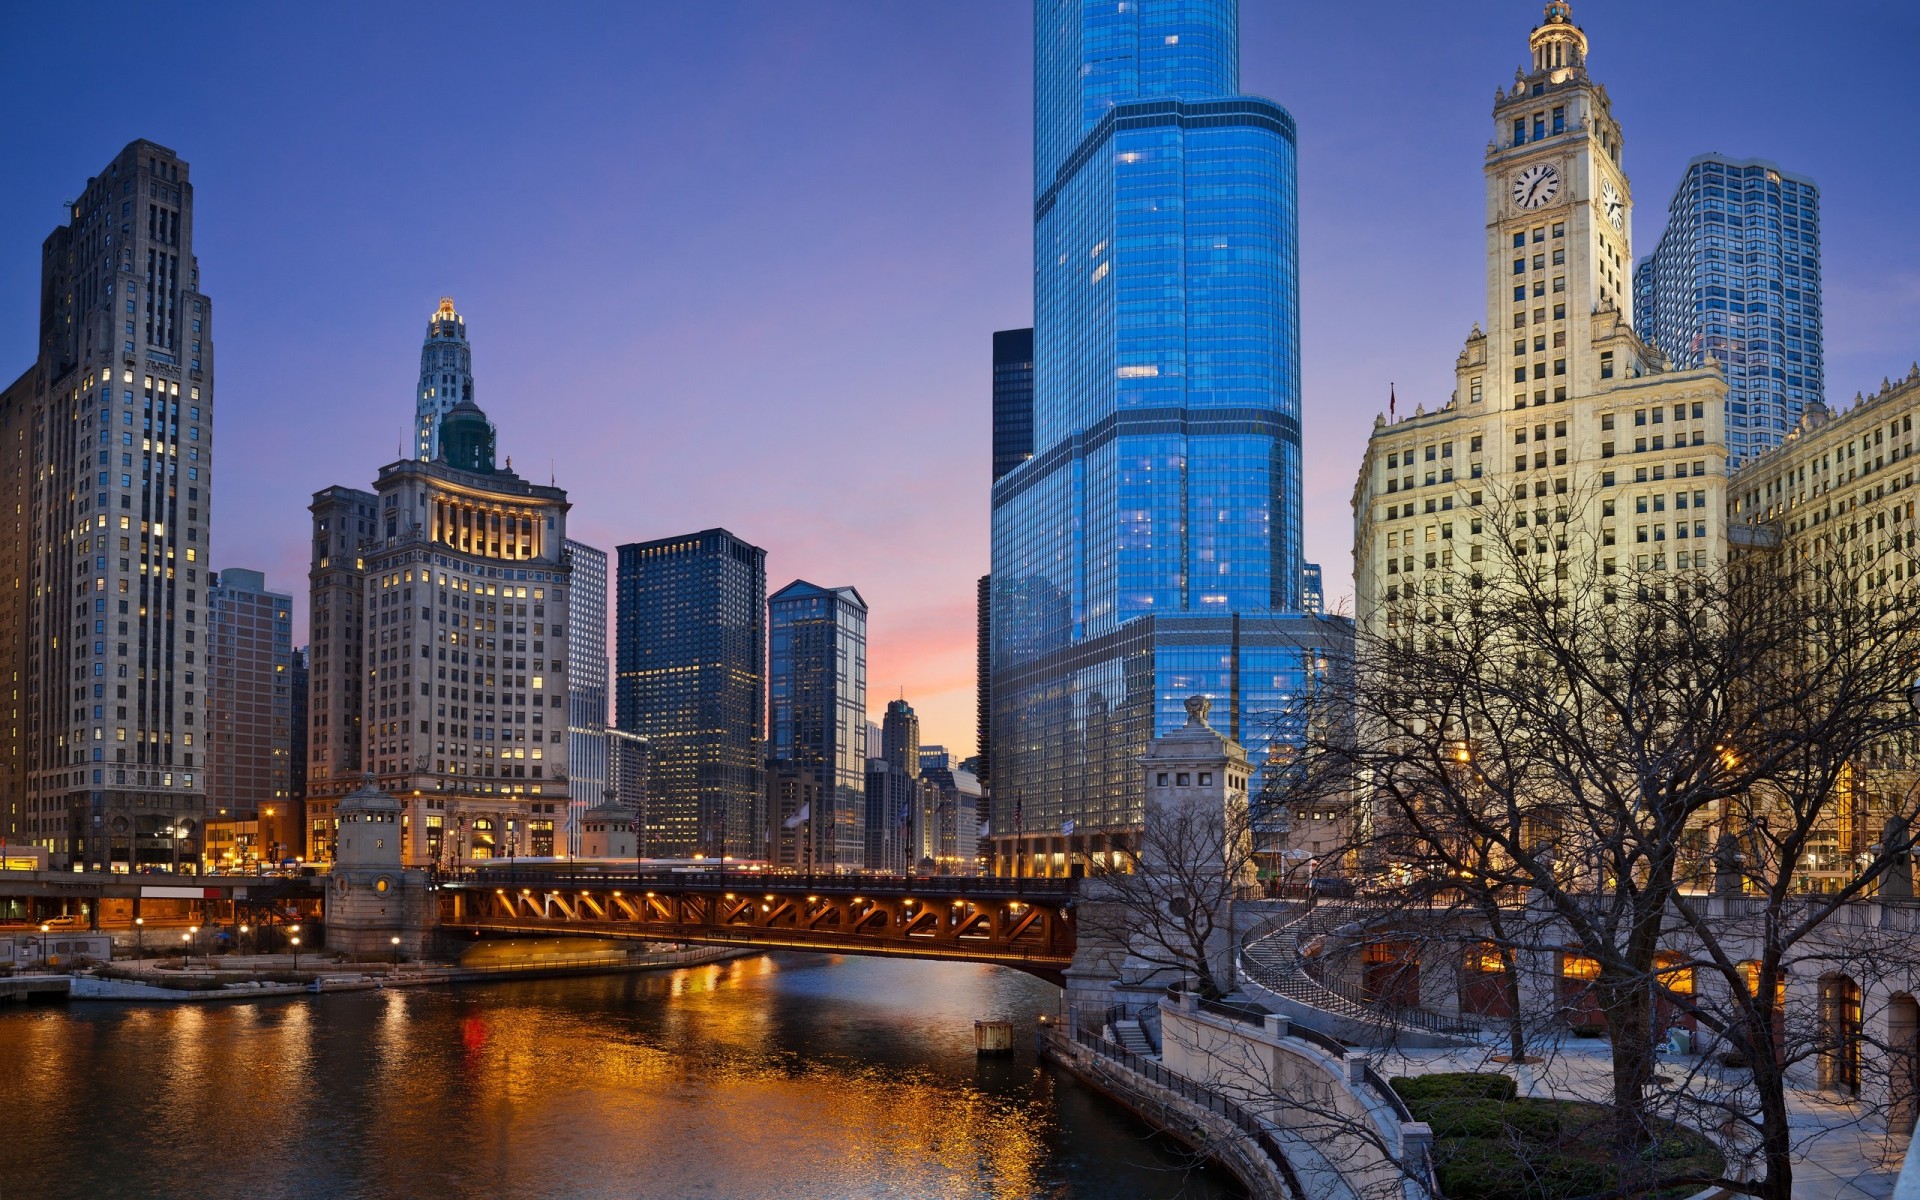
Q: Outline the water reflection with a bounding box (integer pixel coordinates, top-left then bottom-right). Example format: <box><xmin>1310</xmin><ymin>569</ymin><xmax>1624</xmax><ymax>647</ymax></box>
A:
<box><xmin>0</xmin><ymin>953</ymin><xmax>1243</xmax><ymax>1200</ymax></box>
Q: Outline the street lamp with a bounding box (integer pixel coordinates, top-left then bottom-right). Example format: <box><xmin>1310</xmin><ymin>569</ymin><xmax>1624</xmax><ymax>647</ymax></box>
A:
<box><xmin>189</xmin><ymin>923</ymin><xmax>200</xmax><ymax>969</ymax></box>
<box><xmin>134</xmin><ymin>916</ymin><xmax>144</xmax><ymax>966</ymax></box>
<box><xmin>239</xmin><ymin>924</ymin><xmax>250</xmax><ymax>960</ymax></box>
<box><xmin>289</xmin><ymin>935</ymin><xmax>301</xmax><ymax>974</ymax></box>
<box><xmin>390</xmin><ymin>935</ymin><xmax>402</xmax><ymax>976</ymax></box>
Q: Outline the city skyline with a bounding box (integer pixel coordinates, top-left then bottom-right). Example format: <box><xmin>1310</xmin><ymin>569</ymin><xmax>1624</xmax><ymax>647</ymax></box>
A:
<box><xmin>3</xmin><ymin>4</ymin><xmax>1916</xmax><ymax>757</ymax></box>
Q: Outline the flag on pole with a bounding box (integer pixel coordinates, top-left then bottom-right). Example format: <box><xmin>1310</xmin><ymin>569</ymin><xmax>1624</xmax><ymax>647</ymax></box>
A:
<box><xmin>1061</xmin><ymin>819</ymin><xmax>1076</xmax><ymax>836</ymax></box>
<box><xmin>784</xmin><ymin>803</ymin><xmax>810</xmax><ymax>830</ymax></box>
<box><xmin>1389</xmin><ymin>382</ymin><xmax>1397</xmax><ymax>421</ymax></box>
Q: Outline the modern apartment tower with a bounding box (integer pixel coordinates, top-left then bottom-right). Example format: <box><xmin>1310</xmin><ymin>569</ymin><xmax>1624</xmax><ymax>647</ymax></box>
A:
<box><xmin>769</xmin><ymin>581</ymin><xmax>868</xmax><ymax>871</ymax></box>
<box><xmin>615</xmin><ymin>529</ymin><xmax>767</xmax><ymax>859</ymax></box>
<box><xmin>205</xmin><ymin>568</ymin><xmax>294</xmax><ymax>865</ymax></box>
<box><xmin>0</xmin><ymin>140</ymin><xmax>214</xmax><ymax>870</ymax></box>
<box><xmin>989</xmin><ymin>2</ymin><xmax>1339</xmax><ymax>876</ymax></box>
<box><xmin>306</xmin><ymin>393</ymin><xmax>573</xmax><ymax>865</ymax></box>
<box><xmin>1634</xmin><ymin>155</ymin><xmax>1823</xmax><ymax>467</ymax></box>
<box><xmin>564</xmin><ymin>539</ymin><xmax>611</xmax><ymax>855</ymax></box>
<box><xmin>415</xmin><ymin>297</ymin><xmax>475</xmax><ymax>464</ymax></box>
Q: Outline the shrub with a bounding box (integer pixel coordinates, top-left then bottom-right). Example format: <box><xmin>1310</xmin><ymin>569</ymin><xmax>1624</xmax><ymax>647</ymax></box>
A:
<box><xmin>1391</xmin><ymin>1072</ymin><xmax>1519</xmax><ymax>1103</ymax></box>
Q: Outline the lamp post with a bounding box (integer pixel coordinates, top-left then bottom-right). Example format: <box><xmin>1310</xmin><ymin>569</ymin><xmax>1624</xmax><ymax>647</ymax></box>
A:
<box><xmin>134</xmin><ymin>916</ymin><xmax>144</xmax><ymax>966</ymax></box>
<box><xmin>289</xmin><ymin>935</ymin><xmax>301</xmax><ymax>974</ymax></box>
<box><xmin>189</xmin><ymin>923</ymin><xmax>200</xmax><ymax>969</ymax></box>
<box><xmin>239</xmin><ymin>924</ymin><xmax>251</xmax><ymax>963</ymax></box>
<box><xmin>390</xmin><ymin>935</ymin><xmax>402</xmax><ymax>977</ymax></box>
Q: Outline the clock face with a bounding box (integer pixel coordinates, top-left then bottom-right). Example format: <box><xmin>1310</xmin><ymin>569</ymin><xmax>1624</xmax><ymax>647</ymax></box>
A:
<box><xmin>1602</xmin><ymin>178</ymin><xmax>1625</xmax><ymax>231</ymax></box>
<box><xmin>1512</xmin><ymin>164</ymin><xmax>1561</xmax><ymax>209</ymax></box>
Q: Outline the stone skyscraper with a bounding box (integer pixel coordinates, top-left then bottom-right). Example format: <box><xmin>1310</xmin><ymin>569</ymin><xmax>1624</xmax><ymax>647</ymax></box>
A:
<box><xmin>307</xmin><ymin>387</ymin><xmax>572</xmax><ymax>866</ymax></box>
<box><xmin>0</xmin><ymin>140</ymin><xmax>214</xmax><ymax>870</ymax></box>
<box><xmin>989</xmin><ymin>2</ymin><xmax>1340</xmax><ymax>876</ymax></box>
<box><xmin>615</xmin><ymin>529</ymin><xmax>767</xmax><ymax>858</ymax></box>
<box><xmin>415</xmin><ymin>297</ymin><xmax>475</xmax><ymax>464</ymax></box>
<box><xmin>1634</xmin><ymin>155</ymin><xmax>1823</xmax><ymax>467</ymax></box>
<box><xmin>769</xmin><ymin>581</ymin><xmax>868</xmax><ymax>870</ymax></box>
<box><xmin>1353</xmin><ymin>6</ymin><xmax>1728</xmax><ymax>638</ymax></box>
<box><xmin>205</xmin><ymin>568</ymin><xmax>294</xmax><ymax>865</ymax></box>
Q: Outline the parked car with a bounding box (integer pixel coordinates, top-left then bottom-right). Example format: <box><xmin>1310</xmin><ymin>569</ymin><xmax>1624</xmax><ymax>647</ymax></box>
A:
<box><xmin>41</xmin><ymin>915</ymin><xmax>81</xmax><ymax>928</ymax></box>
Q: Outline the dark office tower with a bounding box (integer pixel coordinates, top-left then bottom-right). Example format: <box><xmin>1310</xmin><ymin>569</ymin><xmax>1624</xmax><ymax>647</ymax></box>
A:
<box><xmin>1301</xmin><ymin>563</ymin><xmax>1324</xmax><ymax>616</ymax></box>
<box><xmin>616</xmin><ymin>529</ymin><xmax>767</xmax><ymax>859</ymax></box>
<box><xmin>0</xmin><ymin>141</ymin><xmax>215</xmax><ymax>870</ymax></box>
<box><xmin>1634</xmin><ymin>155</ymin><xmax>1823</xmax><ymax>466</ymax></box>
<box><xmin>287</xmin><ymin>645</ymin><xmax>309</xmax><ymax>859</ymax></box>
<box><xmin>880</xmin><ymin>699</ymin><xmax>921</xmax><ymax>776</ymax></box>
<box><xmin>205</xmin><ymin>568</ymin><xmax>294</xmax><ymax>868</ymax></box>
<box><xmin>993</xmin><ymin>328</ymin><xmax>1035</xmax><ymax>483</ymax></box>
<box><xmin>769</xmin><ymin>581</ymin><xmax>868</xmax><ymax>870</ymax></box>
<box><xmin>564</xmin><ymin>538</ymin><xmax>611</xmax><ymax>855</ymax></box>
<box><xmin>975</xmin><ymin>574</ymin><xmax>991</xmax><ymax>787</ymax></box>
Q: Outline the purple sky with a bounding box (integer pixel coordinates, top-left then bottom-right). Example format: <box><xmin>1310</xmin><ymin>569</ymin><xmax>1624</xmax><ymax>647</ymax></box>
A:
<box><xmin>4</xmin><ymin>3</ymin><xmax>1916</xmax><ymax>758</ymax></box>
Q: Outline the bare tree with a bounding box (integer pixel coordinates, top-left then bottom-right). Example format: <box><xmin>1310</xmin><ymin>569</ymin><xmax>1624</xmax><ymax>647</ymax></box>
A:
<box><xmin>1272</xmin><ymin>488</ymin><xmax>1920</xmax><ymax>1199</ymax></box>
<box><xmin>1083</xmin><ymin>788</ymin><xmax>1260</xmax><ymax>1001</ymax></box>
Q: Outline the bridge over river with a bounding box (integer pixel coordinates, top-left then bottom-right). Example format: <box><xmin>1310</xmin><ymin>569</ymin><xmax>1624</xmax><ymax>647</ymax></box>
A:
<box><xmin>441</xmin><ymin>869</ymin><xmax>1080</xmax><ymax>983</ymax></box>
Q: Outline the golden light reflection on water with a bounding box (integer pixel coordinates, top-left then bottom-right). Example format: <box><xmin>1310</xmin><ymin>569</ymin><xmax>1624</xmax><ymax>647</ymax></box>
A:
<box><xmin>0</xmin><ymin>955</ymin><xmax>1239</xmax><ymax>1200</ymax></box>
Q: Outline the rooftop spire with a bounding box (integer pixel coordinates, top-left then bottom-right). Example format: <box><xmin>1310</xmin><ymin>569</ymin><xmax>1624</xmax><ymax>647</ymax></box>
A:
<box><xmin>1528</xmin><ymin>1</ymin><xmax>1587</xmax><ymax>82</ymax></box>
<box><xmin>414</xmin><ymin>295</ymin><xmax>475</xmax><ymax>462</ymax></box>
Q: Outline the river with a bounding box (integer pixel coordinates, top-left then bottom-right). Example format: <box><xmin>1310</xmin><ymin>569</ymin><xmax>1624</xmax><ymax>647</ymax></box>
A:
<box><xmin>0</xmin><ymin>952</ymin><xmax>1244</xmax><ymax>1200</ymax></box>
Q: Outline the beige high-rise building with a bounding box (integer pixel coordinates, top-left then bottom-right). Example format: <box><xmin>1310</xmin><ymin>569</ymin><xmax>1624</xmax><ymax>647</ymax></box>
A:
<box><xmin>0</xmin><ymin>140</ymin><xmax>215</xmax><ymax>871</ymax></box>
<box><xmin>305</xmin><ymin>370</ymin><xmax>572</xmax><ymax>867</ymax></box>
<box><xmin>1353</xmin><ymin>4</ymin><xmax>1727</xmax><ymax>631</ymax></box>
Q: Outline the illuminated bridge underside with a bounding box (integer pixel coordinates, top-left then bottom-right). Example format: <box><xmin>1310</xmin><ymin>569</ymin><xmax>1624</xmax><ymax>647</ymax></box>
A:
<box><xmin>442</xmin><ymin>883</ymin><xmax>1075</xmax><ymax>982</ymax></box>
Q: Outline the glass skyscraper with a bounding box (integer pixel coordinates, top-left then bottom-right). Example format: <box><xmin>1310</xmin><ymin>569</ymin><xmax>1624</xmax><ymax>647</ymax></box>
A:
<box><xmin>990</xmin><ymin>1</ymin><xmax>1340</xmax><ymax>876</ymax></box>
<box><xmin>992</xmin><ymin>328</ymin><xmax>1035</xmax><ymax>483</ymax></box>
<box><xmin>768</xmin><ymin>581</ymin><xmax>868</xmax><ymax>871</ymax></box>
<box><xmin>1633</xmin><ymin>155</ymin><xmax>1823</xmax><ymax>467</ymax></box>
<box><xmin>564</xmin><ymin>539</ymin><xmax>610</xmax><ymax>855</ymax></box>
<box><xmin>615</xmin><ymin>529</ymin><xmax>766</xmax><ymax>859</ymax></box>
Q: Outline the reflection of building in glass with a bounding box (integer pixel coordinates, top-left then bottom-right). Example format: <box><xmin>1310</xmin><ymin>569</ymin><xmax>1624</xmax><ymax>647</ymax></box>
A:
<box><xmin>1635</xmin><ymin>155</ymin><xmax>1822</xmax><ymax>468</ymax></box>
<box><xmin>564</xmin><ymin>539</ymin><xmax>610</xmax><ymax>855</ymax></box>
<box><xmin>615</xmin><ymin>529</ymin><xmax>766</xmax><ymax>859</ymax></box>
<box><xmin>770</xmin><ymin>582</ymin><xmax>868</xmax><ymax>871</ymax></box>
<box><xmin>990</xmin><ymin>3</ymin><xmax>1338</xmax><ymax>877</ymax></box>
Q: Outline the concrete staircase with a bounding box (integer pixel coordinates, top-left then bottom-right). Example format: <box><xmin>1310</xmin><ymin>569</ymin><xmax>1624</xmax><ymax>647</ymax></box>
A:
<box><xmin>1111</xmin><ymin>1018</ymin><xmax>1154</xmax><ymax>1057</ymax></box>
<box><xmin>1239</xmin><ymin>907</ymin><xmax>1484</xmax><ymax>1044</ymax></box>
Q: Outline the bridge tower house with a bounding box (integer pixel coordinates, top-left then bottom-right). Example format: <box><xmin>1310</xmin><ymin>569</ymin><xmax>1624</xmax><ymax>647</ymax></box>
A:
<box><xmin>324</xmin><ymin>774</ymin><xmax>434</xmax><ymax>959</ymax></box>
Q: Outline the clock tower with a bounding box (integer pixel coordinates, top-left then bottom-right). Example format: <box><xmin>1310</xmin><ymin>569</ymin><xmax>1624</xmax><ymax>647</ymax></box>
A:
<box><xmin>1482</xmin><ymin>0</ymin><xmax>1640</xmax><ymax>403</ymax></box>
<box><xmin>1350</xmin><ymin>3</ymin><xmax>1730</xmax><ymax>639</ymax></box>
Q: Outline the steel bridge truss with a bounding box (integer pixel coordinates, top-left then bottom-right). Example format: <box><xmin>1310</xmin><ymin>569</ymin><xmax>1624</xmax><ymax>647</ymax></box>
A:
<box><xmin>441</xmin><ymin>880</ymin><xmax>1075</xmax><ymax>981</ymax></box>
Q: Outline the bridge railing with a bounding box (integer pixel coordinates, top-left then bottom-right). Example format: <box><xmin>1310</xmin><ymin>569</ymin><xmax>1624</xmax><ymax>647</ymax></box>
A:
<box><xmin>454</xmin><ymin>867</ymin><xmax>1077</xmax><ymax>900</ymax></box>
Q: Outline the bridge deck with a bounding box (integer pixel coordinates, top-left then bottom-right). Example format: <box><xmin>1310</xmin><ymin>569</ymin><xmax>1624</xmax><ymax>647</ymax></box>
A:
<box><xmin>442</xmin><ymin>871</ymin><xmax>1079</xmax><ymax>983</ymax></box>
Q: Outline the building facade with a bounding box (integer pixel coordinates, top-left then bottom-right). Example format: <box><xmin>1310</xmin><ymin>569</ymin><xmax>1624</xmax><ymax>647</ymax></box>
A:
<box><xmin>1634</xmin><ymin>155</ymin><xmax>1822</xmax><ymax>468</ymax></box>
<box><xmin>615</xmin><ymin>529</ymin><xmax>766</xmax><ymax>859</ymax></box>
<box><xmin>993</xmin><ymin>327</ymin><xmax>1035</xmax><ymax>483</ymax></box>
<box><xmin>1352</xmin><ymin>4</ymin><xmax>1729</xmax><ymax>637</ymax></box>
<box><xmin>305</xmin><ymin>396</ymin><xmax>572</xmax><ymax>866</ymax></box>
<box><xmin>1726</xmin><ymin>366</ymin><xmax>1920</xmax><ymax>890</ymax></box>
<box><xmin>606</xmin><ymin>725</ymin><xmax>647</xmax><ymax>814</ymax></box>
<box><xmin>0</xmin><ymin>140</ymin><xmax>215</xmax><ymax>871</ymax></box>
<box><xmin>769</xmin><ymin>581</ymin><xmax>868</xmax><ymax>871</ymax></box>
<box><xmin>414</xmin><ymin>298</ymin><xmax>475</xmax><ymax>464</ymax></box>
<box><xmin>564</xmin><ymin>538</ymin><xmax>610</xmax><ymax>855</ymax></box>
<box><xmin>990</xmin><ymin>2</ymin><xmax>1336</xmax><ymax>876</ymax></box>
<box><xmin>286</xmin><ymin>644</ymin><xmax>308</xmax><ymax>860</ymax></box>
<box><xmin>205</xmin><ymin>568</ymin><xmax>293</xmax><ymax>868</ymax></box>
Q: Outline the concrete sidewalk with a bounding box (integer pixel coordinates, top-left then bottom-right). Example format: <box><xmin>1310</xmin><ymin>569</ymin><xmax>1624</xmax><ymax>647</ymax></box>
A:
<box><xmin>1361</xmin><ymin>1034</ymin><xmax>1902</xmax><ymax>1200</ymax></box>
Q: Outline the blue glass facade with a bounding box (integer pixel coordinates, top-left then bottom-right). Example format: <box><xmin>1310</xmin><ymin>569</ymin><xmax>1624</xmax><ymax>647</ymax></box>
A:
<box><xmin>1633</xmin><ymin>155</ymin><xmax>1823</xmax><ymax>467</ymax></box>
<box><xmin>768</xmin><ymin>581</ymin><xmax>868</xmax><ymax>871</ymax></box>
<box><xmin>991</xmin><ymin>1</ymin><xmax>1333</xmax><ymax>875</ymax></box>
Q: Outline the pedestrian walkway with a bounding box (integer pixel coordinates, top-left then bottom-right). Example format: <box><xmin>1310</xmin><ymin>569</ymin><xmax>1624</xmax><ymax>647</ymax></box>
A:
<box><xmin>1363</xmin><ymin>1034</ymin><xmax>1902</xmax><ymax>1200</ymax></box>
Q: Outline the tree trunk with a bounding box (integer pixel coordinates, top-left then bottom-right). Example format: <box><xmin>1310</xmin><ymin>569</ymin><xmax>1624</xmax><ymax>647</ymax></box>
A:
<box><xmin>1599</xmin><ymin>977</ymin><xmax>1658</xmax><ymax>1168</ymax></box>
<box><xmin>1745</xmin><ymin>1010</ymin><xmax>1795</xmax><ymax>1200</ymax></box>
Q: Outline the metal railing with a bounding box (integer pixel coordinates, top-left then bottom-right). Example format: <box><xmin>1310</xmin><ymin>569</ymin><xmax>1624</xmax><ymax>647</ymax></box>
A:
<box><xmin>1049</xmin><ymin>1024</ymin><xmax>1305</xmax><ymax>1199</ymax></box>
